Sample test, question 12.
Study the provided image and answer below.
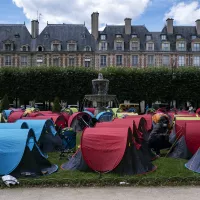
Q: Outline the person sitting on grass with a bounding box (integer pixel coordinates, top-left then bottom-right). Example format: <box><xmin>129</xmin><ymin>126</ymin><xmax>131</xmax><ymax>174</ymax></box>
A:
<box><xmin>148</xmin><ymin>114</ymin><xmax>172</xmax><ymax>156</ymax></box>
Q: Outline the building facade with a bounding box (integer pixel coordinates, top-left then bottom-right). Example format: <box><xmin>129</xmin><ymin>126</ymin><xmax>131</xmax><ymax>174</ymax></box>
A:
<box><xmin>0</xmin><ymin>12</ymin><xmax>200</xmax><ymax>69</ymax></box>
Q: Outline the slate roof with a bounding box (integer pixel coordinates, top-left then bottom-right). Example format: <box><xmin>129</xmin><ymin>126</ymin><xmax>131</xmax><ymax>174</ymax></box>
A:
<box><xmin>161</xmin><ymin>26</ymin><xmax>198</xmax><ymax>51</ymax></box>
<box><xmin>0</xmin><ymin>24</ymin><xmax>32</xmax><ymax>52</ymax></box>
<box><xmin>99</xmin><ymin>25</ymin><xmax>149</xmax><ymax>51</ymax></box>
<box><xmin>36</xmin><ymin>24</ymin><xmax>95</xmax><ymax>51</ymax></box>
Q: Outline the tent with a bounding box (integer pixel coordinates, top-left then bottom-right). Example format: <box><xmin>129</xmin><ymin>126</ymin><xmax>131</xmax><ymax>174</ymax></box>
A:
<box><xmin>0</xmin><ymin>129</ymin><xmax>58</xmax><ymax>177</ymax></box>
<box><xmin>16</xmin><ymin>119</ymin><xmax>62</xmax><ymax>153</ymax></box>
<box><xmin>96</xmin><ymin>111</ymin><xmax>113</xmax><ymax>122</ymax></box>
<box><xmin>185</xmin><ymin>148</ymin><xmax>200</xmax><ymax>173</ymax></box>
<box><xmin>0</xmin><ymin>121</ymin><xmax>29</xmax><ymax>129</ymax></box>
<box><xmin>2</xmin><ymin>110</ymin><xmax>13</xmax><ymax>121</ymax></box>
<box><xmin>63</xmin><ymin>108</ymin><xmax>78</xmax><ymax>115</ymax></box>
<box><xmin>8</xmin><ymin>111</ymin><xmax>24</xmax><ymax>123</ymax></box>
<box><xmin>84</xmin><ymin>108</ymin><xmax>95</xmax><ymax>115</ymax></box>
<box><xmin>80</xmin><ymin>127</ymin><xmax>156</xmax><ymax>175</ymax></box>
<box><xmin>68</xmin><ymin>112</ymin><xmax>93</xmax><ymax>131</ymax></box>
<box><xmin>83</xmin><ymin>111</ymin><xmax>95</xmax><ymax>118</ymax></box>
<box><xmin>26</xmin><ymin>112</ymin><xmax>44</xmax><ymax>117</ymax></box>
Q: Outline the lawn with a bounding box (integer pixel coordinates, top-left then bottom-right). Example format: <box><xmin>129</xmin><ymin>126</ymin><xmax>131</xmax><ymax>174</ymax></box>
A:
<box><xmin>1</xmin><ymin>133</ymin><xmax>200</xmax><ymax>188</ymax></box>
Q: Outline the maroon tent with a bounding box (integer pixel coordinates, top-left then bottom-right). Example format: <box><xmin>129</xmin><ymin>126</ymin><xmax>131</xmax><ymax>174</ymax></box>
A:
<box><xmin>8</xmin><ymin>111</ymin><xmax>24</xmax><ymax>122</ymax></box>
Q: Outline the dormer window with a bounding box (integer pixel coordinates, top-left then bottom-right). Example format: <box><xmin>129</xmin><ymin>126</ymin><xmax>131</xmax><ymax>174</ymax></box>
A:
<box><xmin>146</xmin><ymin>35</ymin><xmax>152</xmax><ymax>41</ymax></box>
<box><xmin>44</xmin><ymin>32</ymin><xmax>49</xmax><ymax>39</ymax></box>
<box><xmin>5</xmin><ymin>44</ymin><xmax>12</xmax><ymax>51</ymax></box>
<box><xmin>192</xmin><ymin>35</ymin><xmax>197</xmax><ymax>40</ymax></box>
<box><xmin>37</xmin><ymin>46</ymin><xmax>44</xmax><ymax>52</ymax></box>
<box><xmin>85</xmin><ymin>46</ymin><xmax>91</xmax><ymax>51</ymax></box>
<box><xmin>14</xmin><ymin>33</ymin><xmax>20</xmax><ymax>38</ymax></box>
<box><xmin>162</xmin><ymin>42</ymin><xmax>170</xmax><ymax>51</ymax></box>
<box><xmin>161</xmin><ymin>35</ymin><xmax>166</xmax><ymax>40</ymax></box>
<box><xmin>116</xmin><ymin>34</ymin><xmax>122</xmax><ymax>38</ymax></box>
<box><xmin>51</xmin><ymin>40</ymin><xmax>61</xmax><ymax>51</ymax></box>
<box><xmin>99</xmin><ymin>42</ymin><xmax>107</xmax><ymax>51</ymax></box>
<box><xmin>22</xmin><ymin>46</ymin><xmax>27</xmax><ymax>51</ymax></box>
<box><xmin>146</xmin><ymin>42</ymin><xmax>154</xmax><ymax>51</ymax></box>
<box><xmin>193</xmin><ymin>43</ymin><xmax>200</xmax><ymax>51</ymax></box>
<box><xmin>177</xmin><ymin>35</ymin><xmax>182</xmax><ymax>39</ymax></box>
<box><xmin>100</xmin><ymin>35</ymin><xmax>106</xmax><ymax>40</ymax></box>
<box><xmin>132</xmin><ymin>34</ymin><xmax>137</xmax><ymax>38</ymax></box>
<box><xmin>178</xmin><ymin>42</ymin><xmax>185</xmax><ymax>51</ymax></box>
<box><xmin>131</xmin><ymin>42</ymin><xmax>139</xmax><ymax>51</ymax></box>
<box><xmin>116</xmin><ymin>42</ymin><xmax>123</xmax><ymax>50</ymax></box>
<box><xmin>67</xmin><ymin>40</ymin><xmax>77</xmax><ymax>51</ymax></box>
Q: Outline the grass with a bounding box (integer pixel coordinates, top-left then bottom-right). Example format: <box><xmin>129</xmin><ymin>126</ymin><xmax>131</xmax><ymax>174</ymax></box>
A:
<box><xmin>1</xmin><ymin>133</ymin><xmax>200</xmax><ymax>188</ymax></box>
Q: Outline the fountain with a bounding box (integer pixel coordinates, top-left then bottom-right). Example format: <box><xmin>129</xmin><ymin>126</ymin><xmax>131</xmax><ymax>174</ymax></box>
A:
<box><xmin>83</xmin><ymin>73</ymin><xmax>119</xmax><ymax>115</ymax></box>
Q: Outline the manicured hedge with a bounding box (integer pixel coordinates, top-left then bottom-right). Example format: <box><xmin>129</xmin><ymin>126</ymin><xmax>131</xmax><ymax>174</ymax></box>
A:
<box><xmin>0</xmin><ymin>66</ymin><xmax>200</xmax><ymax>104</ymax></box>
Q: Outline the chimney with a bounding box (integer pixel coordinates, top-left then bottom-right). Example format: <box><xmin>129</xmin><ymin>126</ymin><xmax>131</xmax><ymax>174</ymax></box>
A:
<box><xmin>31</xmin><ymin>20</ymin><xmax>39</xmax><ymax>39</ymax></box>
<box><xmin>91</xmin><ymin>12</ymin><xmax>99</xmax><ymax>40</ymax></box>
<box><xmin>166</xmin><ymin>18</ymin><xmax>174</xmax><ymax>34</ymax></box>
<box><xmin>125</xmin><ymin>18</ymin><xmax>132</xmax><ymax>35</ymax></box>
<box><xmin>196</xmin><ymin>19</ymin><xmax>200</xmax><ymax>35</ymax></box>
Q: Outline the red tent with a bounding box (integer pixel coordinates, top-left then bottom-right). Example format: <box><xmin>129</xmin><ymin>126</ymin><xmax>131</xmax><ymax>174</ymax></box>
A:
<box><xmin>8</xmin><ymin>111</ymin><xmax>24</xmax><ymax>122</ymax></box>
<box><xmin>81</xmin><ymin>127</ymin><xmax>130</xmax><ymax>172</ymax></box>
<box><xmin>185</xmin><ymin>123</ymin><xmax>200</xmax><ymax>155</ymax></box>
<box><xmin>26</xmin><ymin>112</ymin><xmax>44</xmax><ymax>117</ymax></box>
<box><xmin>84</xmin><ymin>108</ymin><xmax>95</xmax><ymax>115</ymax></box>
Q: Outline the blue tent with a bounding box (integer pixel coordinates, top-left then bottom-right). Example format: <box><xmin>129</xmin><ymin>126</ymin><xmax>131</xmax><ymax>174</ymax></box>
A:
<box><xmin>2</xmin><ymin>110</ymin><xmax>13</xmax><ymax>120</ymax></box>
<box><xmin>96</xmin><ymin>112</ymin><xmax>113</xmax><ymax>122</ymax></box>
<box><xmin>16</xmin><ymin>119</ymin><xmax>62</xmax><ymax>153</ymax></box>
<box><xmin>0</xmin><ymin>121</ymin><xmax>29</xmax><ymax>129</ymax></box>
<box><xmin>83</xmin><ymin>111</ymin><xmax>95</xmax><ymax>118</ymax></box>
<box><xmin>0</xmin><ymin>128</ymin><xmax>58</xmax><ymax>176</ymax></box>
<box><xmin>16</xmin><ymin>119</ymin><xmax>56</xmax><ymax>141</ymax></box>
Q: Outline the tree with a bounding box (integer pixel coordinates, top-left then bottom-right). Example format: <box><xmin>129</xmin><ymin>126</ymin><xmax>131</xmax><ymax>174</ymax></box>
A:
<box><xmin>52</xmin><ymin>97</ymin><xmax>61</xmax><ymax>113</ymax></box>
<box><xmin>0</xmin><ymin>94</ymin><xmax>10</xmax><ymax>112</ymax></box>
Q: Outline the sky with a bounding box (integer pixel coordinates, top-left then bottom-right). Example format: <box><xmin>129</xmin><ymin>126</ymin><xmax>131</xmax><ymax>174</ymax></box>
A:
<box><xmin>0</xmin><ymin>0</ymin><xmax>200</xmax><ymax>33</ymax></box>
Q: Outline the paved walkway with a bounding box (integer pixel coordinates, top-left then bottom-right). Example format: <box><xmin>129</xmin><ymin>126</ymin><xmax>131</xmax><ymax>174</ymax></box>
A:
<box><xmin>0</xmin><ymin>187</ymin><xmax>200</xmax><ymax>200</ymax></box>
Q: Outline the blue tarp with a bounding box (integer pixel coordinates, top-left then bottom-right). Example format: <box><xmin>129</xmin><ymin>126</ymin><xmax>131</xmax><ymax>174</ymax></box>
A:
<box><xmin>2</xmin><ymin>110</ymin><xmax>13</xmax><ymax>120</ymax></box>
<box><xmin>0</xmin><ymin>129</ymin><xmax>35</xmax><ymax>175</ymax></box>
<box><xmin>96</xmin><ymin>112</ymin><xmax>113</xmax><ymax>122</ymax></box>
<box><xmin>0</xmin><ymin>122</ymin><xmax>29</xmax><ymax>129</ymax></box>
<box><xmin>83</xmin><ymin>111</ymin><xmax>95</xmax><ymax>118</ymax></box>
<box><xmin>16</xmin><ymin>119</ymin><xmax>57</xmax><ymax>142</ymax></box>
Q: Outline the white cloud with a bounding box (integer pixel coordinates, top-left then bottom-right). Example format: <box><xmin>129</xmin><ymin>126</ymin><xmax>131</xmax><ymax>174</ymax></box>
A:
<box><xmin>164</xmin><ymin>1</ymin><xmax>200</xmax><ymax>25</ymax></box>
<box><xmin>12</xmin><ymin>0</ymin><xmax>151</xmax><ymax>33</ymax></box>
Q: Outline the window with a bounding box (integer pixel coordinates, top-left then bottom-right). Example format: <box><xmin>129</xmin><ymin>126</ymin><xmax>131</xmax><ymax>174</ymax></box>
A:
<box><xmin>132</xmin><ymin>55</ymin><xmax>138</xmax><ymax>67</ymax></box>
<box><xmin>192</xmin><ymin>35</ymin><xmax>197</xmax><ymax>40</ymax></box>
<box><xmin>5</xmin><ymin>44</ymin><xmax>12</xmax><ymax>51</ymax></box>
<box><xmin>53</xmin><ymin>44</ymin><xmax>59</xmax><ymax>51</ymax></box>
<box><xmin>162</xmin><ymin>43</ymin><xmax>170</xmax><ymax>51</ymax></box>
<box><xmin>69</xmin><ymin>57</ymin><xmax>75</xmax><ymax>66</ymax></box>
<box><xmin>116</xmin><ymin>34</ymin><xmax>121</xmax><ymax>38</ymax></box>
<box><xmin>5</xmin><ymin>55</ymin><xmax>11</xmax><ymax>66</ymax></box>
<box><xmin>100</xmin><ymin>35</ymin><xmax>106</xmax><ymax>40</ymax></box>
<box><xmin>100</xmin><ymin>55</ymin><xmax>107</xmax><ymax>67</ymax></box>
<box><xmin>178</xmin><ymin>43</ymin><xmax>185</xmax><ymax>51</ymax></box>
<box><xmin>100</xmin><ymin>42</ymin><xmax>107</xmax><ymax>51</ymax></box>
<box><xmin>53</xmin><ymin>57</ymin><xmax>59</xmax><ymax>66</ymax></box>
<box><xmin>116</xmin><ymin>55</ymin><xmax>122</xmax><ymax>66</ymax></box>
<box><xmin>116</xmin><ymin>42</ymin><xmax>122</xmax><ymax>50</ymax></box>
<box><xmin>21</xmin><ymin>56</ymin><xmax>27</xmax><ymax>66</ymax></box>
<box><xmin>177</xmin><ymin>35</ymin><xmax>182</xmax><ymax>39</ymax></box>
<box><xmin>147</xmin><ymin>43</ymin><xmax>154</xmax><ymax>51</ymax></box>
<box><xmin>146</xmin><ymin>35</ymin><xmax>151</xmax><ymax>41</ymax></box>
<box><xmin>36</xmin><ymin>55</ymin><xmax>43</xmax><ymax>66</ymax></box>
<box><xmin>85</xmin><ymin>46</ymin><xmax>90</xmax><ymax>51</ymax></box>
<box><xmin>193</xmin><ymin>56</ymin><xmax>200</xmax><ymax>66</ymax></box>
<box><xmin>161</xmin><ymin>35</ymin><xmax>166</xmax><ymax>40</ymax></box>
<box><xmin>38</xmin><ymin>46</ymin><xmax>43</xmax><ymax>52</ymax></box>
<box><xmin>147</xmin><ymin>55</ymin><xmax>154</xmax><ymax>66</ymax></box>
<box><xmin>68</xmin><ymin>44</ymin><xmax>76</xmax><ymax>51</ymax></box>
<box><xmin>84</xmin><ymin>58</ymin><xmax>91</xmax><ymax>67</ymax></box>
<box><xmin>193</xmin><ymin>43</ymin><xmax>200</xmax><ymax>51</ymax></box>
<box><xmin>162</xmin><ymin>55</ymin><xmax>170</xmax><ymax>66</ymax></box>
<box><xmin>132</xmin><ymin>34</ymin><xmax>137</xmax><ymax>38</ymax></box>
<box><xmin>22</xmin><ymin>46</ymin><xmax>27</xmax><ymax>51</ymax></box>
<box><xmin>14</xmin><ymin>33</ymin><xmax>20</xmax><ymax>38</ymax></box>
<box><xmin>178</xmin><ymin>56</ymin><xmax>185</xmax><ymax>66</ymax></box>
<box><xmin>131</xmin><ymin>42</ymin><xmax>139</xmax><ymax>51</ymax></box>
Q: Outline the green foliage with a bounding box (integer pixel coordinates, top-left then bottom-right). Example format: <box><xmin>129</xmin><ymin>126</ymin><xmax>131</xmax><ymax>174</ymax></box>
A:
<box><xmin>0</xmin><ymin>94</ymin><xmax>10</xmax><ymax>112</ymax></box>
<box><xmin>0</xmin><ymin>66</ymin><xmax>200</xmax><ymax>103</ymax></box>
<box><xmin>52</xmin><ymin>97</ymin><xmax>61</xmax><ymax>112</ymax></box>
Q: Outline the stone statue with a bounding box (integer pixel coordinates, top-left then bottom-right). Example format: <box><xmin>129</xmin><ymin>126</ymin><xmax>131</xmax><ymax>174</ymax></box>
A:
<box><xmin>98</xmin><ymin>73</ymin><xmax>103</xmax><ymax>80</ymax></box>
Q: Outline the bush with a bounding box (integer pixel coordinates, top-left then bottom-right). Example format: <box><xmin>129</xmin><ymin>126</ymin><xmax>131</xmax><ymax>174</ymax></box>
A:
<box><xmin>52</xmin><ymin>97</ymin><xmax>61</xmax><ymax>112</ymax></box>
<box><xmin>0</xmin><ymin>94</ymin><xmax>10</xmax><ymax>112</ymax></box>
